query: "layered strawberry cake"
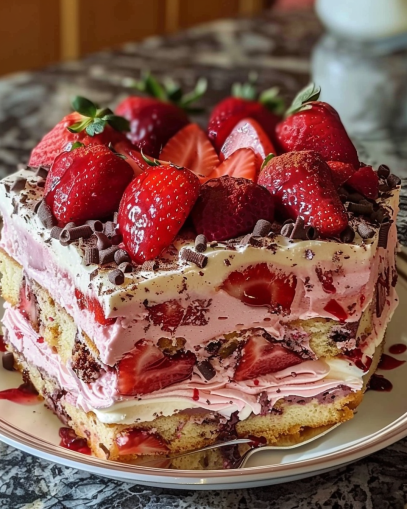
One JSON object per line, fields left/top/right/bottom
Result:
{"left": 0, "top": 79, "right": 400, "bottom": 466}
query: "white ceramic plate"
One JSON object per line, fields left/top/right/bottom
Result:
{"left": 1, "top": 272, "right": 407, "bottom": 490}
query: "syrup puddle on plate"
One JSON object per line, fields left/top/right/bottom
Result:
{"left": 0, "top": 382, "right": 40, "bottom": 405}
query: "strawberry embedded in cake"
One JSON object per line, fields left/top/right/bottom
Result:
{"left": 0, "top": 81, "right": 401, "bottom": 467}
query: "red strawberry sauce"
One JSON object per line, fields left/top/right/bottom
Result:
{"left": 368, "top": 374, "right": 392, "bottom": 392}
{"left": 192, "top": 388, "right": 200, "bottom": 401}
{"left": 0, "top": 383, "right": 40, "bottom": 405}
{"left": 378, "top": 354, "right": 405, "bottom": 371}
{"left": 59, "top": 427, "right": 91, "bottom": 455}
{"left": 389, "top": 344, "right": 407, "bottom": 355}
{"left": 0, "top": 335, "right": 6, "bottom": 352}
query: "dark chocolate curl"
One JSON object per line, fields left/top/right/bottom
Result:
{"left": 35, "top": 166, "right": 49, "bottom": 179}
{"left": 118, "top": 262, "right": 133, "bottom": 273}
{"left": 142, "top": 260, "right": 158, "bottom": 271}
{"left": 357, "top": 223, "right": 375, "bottom": 239}
{"left": 2, "top": 352, "right": 15, "bottom": 371}
{"left": 114, "top": 249, "right": 131, "bottom": 265}
{"left": 197, "top": 360, "right": 216, "bottom": 380}
{"left": 195, "top": 234, "right": 207, "bottom": 253}
{"left": 290, "top": 217, "right": 307, "bottom": 240}
{"left": 387, "top": 174, "right": 401, "bottom": 189}
{"left": 348, "top": 202, "right": 374, "bottom": 215}
{"left": 50, "top": 226, "right": 63, "bottom": 240}
{"left": 253, "top": 219, "right": 272, "bottom": 237}
{"left": 377, "top": 164, "right": 390, "bottom": 179}
{"left": 181, "top": 248, "right": 208, "bottom": 268}
{"left": 305, "top": 226, "right": 318, "bottom": 240}
{"left": 95, "top": 232, "right": 111, "bottom": 251}
{"left": 38, "top": 201, "right": 57, "bottom": 229}
{"left": 86, "top": 220, "right": 104, "bottom": 232}
{"left": 99, "top": 246, "right": 119, "bottom": 264}
{"left": 340, "top": 225, "right": 355, "bottom": 243}
{"left": 60, "top": 225, "right": 93, "bottom": 242}
{"left": 108, "top": 269, "right": 125, "bottom": 285}
{"left": 84, "top": 247, "right": 99, "bottom": 265}
{"left": 378, "top": 219, "right": 392, "bottom": 249}
{"left": 280, "top": 223, "right": 294, "bottom": 238}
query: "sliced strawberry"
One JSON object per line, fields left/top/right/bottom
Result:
{"left": 147, "top": 300, "right": 184, "bottom": 333}
{"left": 116, "top": 340, "right": 196, "bottom": 396}
{"left": 118, "top": 164, "right": 200, "bottom": 263}
{"left": 75, "top": 288, "right": 116, "bottom": 326}
{"left": 207, "top": 148, "right": 257, "bottom": 182}
{"left": 221, "top": 263, "right": 297, "bottom": 313}
{"left": 234, "top": 335, "right": 302, "bottom": 381}
{"left": 116, "top": 430, "right": 169, "bottom": 456}
{"left": 220, "top": 118, "right": 276, "bottom": 168}
{"left": 160, "top": 124, "right": 219, "bottom": 179}
{"left": 109, "top": 140, "right": 166, "bottom": 176}
{"left": 345, "top": 166, "right": 379, "bottom": 200}
{"left": 191, "top": 175, "right": 274, "bottom": 241}
{"left": 327, "top": 161, "right": 356, "bottom": 189}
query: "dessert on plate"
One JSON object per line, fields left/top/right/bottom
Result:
{"left": 0, "top": 79, "right": 400, "bottom": 467}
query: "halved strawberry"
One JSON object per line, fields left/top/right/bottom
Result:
{"left": 220, "top": 118, "right": 276, "bottom": 168}
{"left": 327, "top": 161, "right": 356, "bottom": 189}
{"left": 207, "top": 148, "right": 257, "bottom": 182}
{"left": 234, "top": 335, "right": 302, "bottom": 381}
{"left": 160, "top": 124, "right": 219, "bottom": 179}
{"left": 113, "top": 141, "right": 166, "bottom": 176}
{"left": 117, "top": 340, "right": 196, "bottom": 396}
{"left": 116, "top": 430, "right": 169, "bottom": 456}
{"left": 147, "top": 300, "right": 184, "bottom": 333}
{"left": 221, "top": 263, "right": 297, "bottom": 313}
{"left": 345, "top": 166, "right": 379, "bottom": 200}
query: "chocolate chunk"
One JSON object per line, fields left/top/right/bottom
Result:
{"left": 118, "top": 262, "right": 133, "bottom": 273}
{"left": 377, "top": 164, "right": 391, "bottom": 179}
{"left": 340, "top": 225, "right": 355, "bottom": 243}
{"left": 181, "top": 248, "right": 208, "bottom": 268}
{"left": 37, "top": 201, "right": 57, "bottom": 229}
{"left": 99, "top": 245, "right": 119, "bottom": 264}
{"left": 108, "top": 269, "right": 124, "bottom": 285}
{"left": 142, "top": 259, "right": 158, "bottom": 271}
{"left": 35, "top": 166, "right": 49, "bottom": 179}
{"left": 280, "top": 222, "right": 294, "bottom": 238}
{"left": 2, "top": 352, "right": 15, "bottom": 371}
{"left": 95, "top": 232, "right": 111, "bottom": 251}
{"left": 357, "top": 223, "right": 375, "bottom": 239}
{"left": 85, "top": 247, "right": 99, "bottom": 265}
{"left": 60, "top": 225, "right": 93, "bottom": 242}
{"left": 86, "top": 220, "right": 104, "bottom": 232}
{"left": 11, "top": 177, "right": 27, "bottom": 192}
{"left": 253, "top": 219, "right": 272, "bottom": 237}
{"left": 379, "top": 183, "right": 391, "bottom": 193}
{"left": 195, "top": 234, "right": 207, "bottom": 253}
{"left": 387, "top": 173, "right": 401, "bottom": 189}
{"left": 290, "top": 217, "right": 308, "bottom": 240}
{"left": 378, "top": 219, "right": 392, "bottom": 248}
{"left": 114, "top": 249, "right": 130, "bottom": 265}
{"left": 197, "top": 360, "right": 216, "bottom": 381}
{"left": 348, "top": 202, "right": 374, "bottom": 215}
{"left": 50, "top": 226, "right": 63, "bottom": 240}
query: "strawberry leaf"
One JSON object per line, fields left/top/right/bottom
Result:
{"left": 164, "top": 79, "right": 183, "bottom": 103}
{"left": 70, "top": 141, "right": 85, "bottom": 151}
{"left": 179, "top": 78, "right": 207, "bottom": 108}
{"left": 285, "top": 83, "right": 321, "bottom": 118}
{"left": 261, "top": 153, "right": 275, "bottom": 170}
{"left": 86, "top": 118, "right": 106, "bottom": 136}
{"left": 67, "top": 118, "right": 92, "bottom": 133}
{"left": 72, "top": 96, "right": 97, "bottom": 118}
{"left": 141, "top": 150, "right": 161, "bottom": 167}
{"left": 103, "top": 114, "right": 130, "bottom": 132}
{"left": 259, "top": 87, "right": 285, "bottom": 115}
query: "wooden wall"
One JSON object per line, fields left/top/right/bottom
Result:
{"left": 0, "top": 0, "right": 267, "bottom": 76}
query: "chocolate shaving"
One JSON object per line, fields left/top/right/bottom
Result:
{"left": 108, "top": 269, "right": 125, "bottom": 285}
{"left": 240, "top": 233, "right": 253, "bottom": 246}
{"left": 35, "top": 166, "right": 49, "bottom": 179}
{"left": 114, "top": 249, "right": 131, "bottom": 265}
{"left": 2, "top": 352, "right": 15, "bottom": 371}
{"left": 197, "top": 360, "right": 216, "bottom": 381}
{"left": 11, "top": 177, "right": 26, "bottom": 192}
{"left": 378, "top": 219, "right": 392, "bottom": 248}
{"left": 195, "top": 234, "right": 207, "bottom": 253}
{"left": 118, "top": 262, "right": 133, "bottom": 273}
{"left": 209, "top": 241, "right": 218, "bottom": 248}
{"left": 89, "top": 269, "right": 99, "bottom": 280}
{"left": 340, "top": 225, "right": 355, "bottom": 243}
{"left": 348, "top": 202, "right": 374, "bottom": 215}
{"left": 85, "top": 247, "right": 99, "bottom": 265}
{"left": 86, "top": 220, "right": 104, "bottom": 232}
{"left": 253, "top": 219, "right": 272, "bottom": 237}
{"left": 377, "top": 164, "right": 390, "bottom": 179}
{"left": 376, "top": 280, "right": 387, "bottom": 318}
{"left": 357, "top": 223, "right": 375, "bottom": 239}
{"left": 34, "top": 200, "right": 42, "bottom": 213}
{"left": 280, "top": 222, "right": 294, "bottom": 238}
{"left": 37, "top": 201, "right": 57, "bottom": 229}
{"left": 60, "top": 225, "right": 93, "bottom": 242}
{"left": 387, "top": 173, "right": 401, "bottom": 189}
{"left": 50, "top": 226, "right": 63, "bottom": 240}
{"left": 181, "top": 248, "right": 208, "bottom": 268}
{"left": 95, "top": 232, "right": 111, "bottom": 251}
{"left": 142, "top": 259, "right": 159, "bottom": 271}
{"left": 99, "top": 245, "right": 119, "bottom": 264}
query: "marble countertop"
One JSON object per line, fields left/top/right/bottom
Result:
{"left": 0, "top": 8, "right": 407, "bottom": 509}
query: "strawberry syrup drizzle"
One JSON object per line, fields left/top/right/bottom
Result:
{"left": 323, "top": 299, "right": 348, "bottom": 321}
{"left": 0, "top": 383, "right": 40, "bottom": 405}
{"left": 378, "top": 354, "right": 406, "bottom": 370}
{"left": 192, "top": 388, "right": 200, "bottom": 401}
{"left": 389, "top": 344, "right": 407, "bottom": 355}
{"left": 59, "top": 427, "right": 91, "bottom": 455}
{"left": 0, "top": 335, "right": 6, "bottom": 352}
{"left": 368, "top": 374, "right": 392, "bottom": 392}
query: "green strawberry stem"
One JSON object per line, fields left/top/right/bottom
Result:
{"left": 232, "top": 73, "right": 285, "bottom": 115}
{"left": 68, "top": 96, "right": 130, "bottom": 136}
{"left": 284, "top": 83, "right": 321, "bottom": 118}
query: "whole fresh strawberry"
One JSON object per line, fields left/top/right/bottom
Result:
{"left": 258, "top": 151, "right": 348, "bottom": 237}
{"left": 346, "top": 165, "right": 379, "bottom": 199}
{"left": 29, "top": 96, "right": 131, "bottom": 167}
{"left": 44, "top": 144, "right": 134, "bottom": 224}
{"left": 116, "top": 72, "right": 207, "bottom": 158}
{"left": 118, "top": 162, "right": 200, "bottom": 263}
{"left": 276, "top": 84, "right": 359, "bottom": 168}
{"left": 207, "top": 77, "right": 284, "bottom": 153}
{"left": 191, "top": 175, "right": 275, "bottom": 241}
{"left": 327, "top": 161, "right": 356, "bottom": 189}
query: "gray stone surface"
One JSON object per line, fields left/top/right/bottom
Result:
{"left": 0, "top": 8, "right": 407, "bottom": 508}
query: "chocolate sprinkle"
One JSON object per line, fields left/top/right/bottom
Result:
{"left": 60, "top": 225, "right": 93, "bottom": 242}
{"left": 253, "top": 219, "right": 272, "bottom": 237}
{"left": 142, "top": 260, "right": 158, "bottom": 271}
{"left": 114, "top": 249, "right": 131, "bottom": 265}
{"left": 2, "top": 352, "right": 15, "bottom": 371}
{"left": 357, "top": 223, "right": 375, "bottom": 239}
{"left": 340, "top": 225, "right": 355, "bottom": 243}
{"left": 377, "top": 164, "right": 391, "bottom": 179}
{"left": 95, "top": 232, "right": 111, "bottom": 251}
{"left": 35, "top": 166, "right": 49, "bottom": 179}
{"left": 348, "top": 202, "right": 374, "bottom": 215}
{"left": 280, "top": 222, "right": 294, "bottom": 238}
{"left": 118, "top": 262, "right": 133, "bottom": 273}
{"left": 108, "top": 269, "right": 125, "bottom": 285}
{"left": 195, "top": 234, "right": 207, "bottom": 253}
{"left": 387, "top": 173, "right": 401, "bottom": 189}
{"left": 197, "top": 360, "right": 216, "bottom": 381}
{"left": 99, "top": 245, "right": 119, "bottom": 264}
{"left": 85, "top": 247, "right": 99, "bottom": 265}
{"left": 11, "top": 177, "right": 27, "bottom": 192}
{"left": 181, "top": 248, "right": 208, "bottom": 268}
{"left": 378, "top": 219, "right": 392, "bottom": 248}
{"left": 37, "top": 201, "right": 57, "bottom": 229}
{"left": 50, "top": 226, "right": 63, "bottom": 240}
{"left": 86, "top": 220, "right": 104, "bottom": 232}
